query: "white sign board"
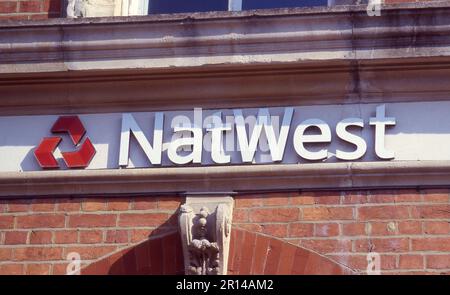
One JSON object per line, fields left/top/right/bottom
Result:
{"left": 1, "top": 101, "right": 450, "bottom": 172}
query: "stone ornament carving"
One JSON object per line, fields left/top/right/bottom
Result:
{"left": 67, "top": 0, "right": 148, "bottom": 18}
{"left": 179, "top": 196, "right": 234, "bottom": 275}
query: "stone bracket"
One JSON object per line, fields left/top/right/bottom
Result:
{"left": 179, "top": 195, "right": 234, "bottom": 275}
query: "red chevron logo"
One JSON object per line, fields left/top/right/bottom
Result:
{"left": 34, "top": 116, "right": 96, "bottom": 169}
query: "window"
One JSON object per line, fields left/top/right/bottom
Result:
{"left": 147, "top": 0, "right": 329, "bottom": 14}
{"left": 242, "top": 0, "right": 328, "bottom": 10}
{"left": 149, "top": 0, "right": 228, "bottom": 14}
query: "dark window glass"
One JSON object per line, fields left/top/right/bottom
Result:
{"left": 243, "top": 0, "right": 328, "bottom": 10}
{"left": 149, "top": 0, "right": 228, "bottom": 14}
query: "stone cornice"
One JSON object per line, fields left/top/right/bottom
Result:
{"left": 1, "top": 3, "right": 450, "bottom": 115}
{"left": 1, "top": 161, "right": 450, "bottom": 197}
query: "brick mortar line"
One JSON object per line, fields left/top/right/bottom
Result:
{"left": 284, "top": 236, "right": 450, "bottom": 241}
{"left": 325, "top": 252, "right": 450, "bottom": 255}
{"left": 233, "top": 219, "right": 450, "bottom": 223}
{"left": 1, "top": 209, "right": 179, "bottom": 216}
{"left": 237, "top": 201, "right": 450, "bottom": 208}
{"left": 1, "top": 226, "right": 176, "bottom": 231}
{"left": 233, "top": 218, "right": 450, "bottom": 223}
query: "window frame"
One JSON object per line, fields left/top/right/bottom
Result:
{"left": 143, "top": 0, "right": 334, "bottom": 15}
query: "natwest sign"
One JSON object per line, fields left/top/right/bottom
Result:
{"left": 118, "top": 104, "right": 395, "bottom": 168}
{"left": 2, "top": 101, "right": 450, "bottom": 172}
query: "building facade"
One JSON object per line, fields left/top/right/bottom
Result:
{"left": 0, "top": 0, "right": 450, "bottom": 275}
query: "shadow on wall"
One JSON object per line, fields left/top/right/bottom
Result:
{"left": 82, "top": 227, "right": 354, "bottom": 275}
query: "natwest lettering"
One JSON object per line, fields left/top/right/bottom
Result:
{"left": 118, "top": 104, "right": 396, "bottom": 167}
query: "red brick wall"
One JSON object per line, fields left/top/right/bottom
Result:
{"left": 234, "top": 189, "right": 450, "bottom": 274}
{"left": 0, "top": 0, "right": 61, "bottom": 21}
{"left": 0, "top": 189, "right": 449, "bottom": 275}
{"left": 0, "top": 196, "right": 181, "bottom": 274}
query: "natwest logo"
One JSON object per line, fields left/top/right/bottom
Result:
{"left": 34, "top": 116, "right": 96, "bottom": 169}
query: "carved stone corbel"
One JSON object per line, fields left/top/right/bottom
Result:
{"left": 179, "top": 195, "right": 234, "bottom": 275}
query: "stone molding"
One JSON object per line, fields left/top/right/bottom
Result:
{"left": 179, "top": 195, "right": 233, "bottom": 275}
{"left": 2, "top": 161, "right": 450, "bottom": 197}
{"left": 1, "top": 4, "right": 450, "bottom": 115}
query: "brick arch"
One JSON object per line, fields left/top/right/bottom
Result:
{"left": 82, "top": 228, "right": 353, "bottom": 275}
{"left": 228, "top": 228, "right": 353, "bottom": 274}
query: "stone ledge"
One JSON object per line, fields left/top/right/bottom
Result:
{"left": 1, "top": 161, "right": 450, "bottom": 197}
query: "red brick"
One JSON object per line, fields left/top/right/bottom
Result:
{"left": 250, "top": 208, "right": 299, "bottom": 222}
{"left": 0, "top": 201, "right": 6, "bottom": 213}
{"left": 238, "top": 231, "right": 256, "bottom": 274}
{"left": 8, "top": 200, "right": 30, "bottom": 212}
{"left": 302, "top": 207, "right": 353, "bottom": 221}
{"left": 394, "top": 190, "right": 421, "bottom": 202}
{"left": 64, "top": 246, "right": 116, "bottom": 260}
{"left": 424, "top": 221, "right": 449, "bottom": 235}
{"left": 290, "top": 195, "right": 315, "bottom": 205}
{"left": 398, "top": 221, "right": 422, "bottom": 235}
{"left": 42, "top": 0, "right": 61, "bottom": 13}
{"left": 68, "top": 214, "right": 116, "bottom": 228}
{"left": 368, "top": 190, "right": 396, "bottom": 203}
{"left": 264, "top": 238, "right": 283, "bottom": 274}
{"left": 106, "top": 198, "right": 130, "bottom": 211}
{"left": 105, "top": 230, "right": 128, "bottom": 244}
{"left": 52, "top": 263, "right": 68, "bottom": 275}
{"left": 380, "top": 255, "right": 397, "bottom": 270}
{"left": 0, "top": 216, "right": 14, "bottom": 229}
{"left": 158, "top": 196, "right": 182, "bottom": 210}
{"left": 13, "top": 247, "right": 62, "bottom": 261}
{"left": 233, "top": 208, "right": 248, "bottom": 222}
{"left": 0, "top": 2, "right": 17, "bottom": 14}
{"left": 315, "top": 223, "right": 339, "bottom": 237}
{"left": 299, "top": 239, "right": 352, "bottom": 254}
{"left": 304, "top": 191, "right": 341, "bottom": 205}
{"left": 358, "top": 206, "right": 409, "bottom": 220}
{"left": 0, "top": 14, "right": 28, "bottom": 21}
{"left": 342, "top": 222, "right": 366, "bottom": 236}
{"left": 370, "top": 222, "right": 398, "bottom": 236}
{"left": 16, "top": 214, "right": 65, "bottom": 228}
{"left": 0, "top": 249, "right": 12, "bottom": 260}
{"left": 412, "top": 237, "right": 450, "bottom": 251}
{"left": 19, "top": 1, "right": 41, "bottom": 13}
{"left": 410, "top": 205, "right": 450, "bottom": 219}
{"left": 355, "top": 238, "right": 409, "bottom": 253}
{"left": 234, "top": 195, "right": 262, "bottom": 208}
{"left": 252, "top": 234, "right": 270, "bottom": 274}
{"left": 236, "top": 223, "right": 262, "bottom": 232}
{"left": 289, "top": 223, "right": 314, "bottom": 237}
{"left": 56, "top": 198, "right": 81, "bottom": 212}
{"left": 118, "top": 213, "right": 169, "bottom": 227}
{"left": 81, "top": 198, "right": 106, "bottom": 211}
{"left": 426, "top": 255, "right": 450, "bottom": 269}
{"left": 0, "top": 264, "right": 24, "bottom": 275}
{"left": 79, "top": 230, "right": 103, "bottom": 244}
{"left": 399, "top": 255, "right": 423, "bottom": 269}
{"left": 29, "top": 231, "right": 52, "bottom": 244}
{"left": 327, "top": 254, "right": 367, "bottom": 270}
{"left": 277, "top": 242, "right": 296, "bottom": 274}
{"left": 31, "top": 199, "right": 55, "bottom": 212}
{"left": 130, "top": 229, "right": 154, "bottom": 243}
{"left": 422, "top": 189, "right": 449, "bottom": 202}
{"left": 133, "top": 197, "right": 158, "bottom": 210}
{"left": 261, "top": 193, "right": 290, "bottom": 206}
{"left": 26, "top": 263, "right": 51, "bottom": 275}
{"left": 4, "top": 231, "right": 28, "bottom": 245}
{"left": 341, "top": 191, "right": 369, "bottom": 204}
{"left": 261, "top": 224, "right": 288, "bottom": 238}
{"left": 54, "top": 230, "right": 78, "bottom": 244}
